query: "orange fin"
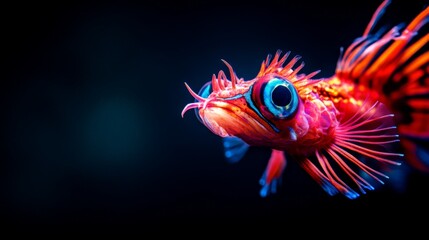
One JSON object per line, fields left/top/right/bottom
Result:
{"left": 259, "top": 149, "right": 287, "bottom": 197}
{"left": 300, "top": 101, "right": 403, "bottom": 199}
{"left": 335, "top": 0, "right": 429, "bottom": 172}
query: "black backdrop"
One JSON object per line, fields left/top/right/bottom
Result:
{"left": 2, "top": 0, "right": 428, "bottom": 227}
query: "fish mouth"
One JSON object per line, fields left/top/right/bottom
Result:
{"left": 182, "top": 80, "right": 274, "bottom": 138}
{"left": 182, "top": 96, "right": 271, "bottom": 138}
{"left": 201, "top": 101, "right": 268, "bottom": 137}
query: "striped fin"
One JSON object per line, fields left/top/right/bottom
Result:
{"left": 335, "top": 0, "right": 429, "bottom": 172}
{"left": 300, "top": 100, "right": 403, "bottom": 199}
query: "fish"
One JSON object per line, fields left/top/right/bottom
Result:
{"left": 181, "top": 0, "right": 429, "bottom": 199}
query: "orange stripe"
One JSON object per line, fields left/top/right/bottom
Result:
{"left": 403, "top": 52, "right": 429, "bottom": 76}
{"left": 350, "top": 39, "right": 388, "bottom": 87}
{"left": 364, "top": 32, "right": 407, "bottom": 81}
{"left": 342, "top": 39, "right": 366, "bottom": 70}
{"left": 405, "top": 6, "right": 429, "bottom": 32}
{"left": 400, "top": 34, "right": 429, "bottom": 65}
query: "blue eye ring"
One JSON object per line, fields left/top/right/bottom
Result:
{"left": 194, "top": 81, "right": 212, "bottom": 123}
{"left": 262, "top": 78, "right": 299, "bottom": 119}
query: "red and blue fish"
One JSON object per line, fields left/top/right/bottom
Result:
{"left": 181, "top": 0, "right": 429, "bottom": 199}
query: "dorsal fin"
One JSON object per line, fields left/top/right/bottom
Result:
{"left": 334, "top": 0, "right": 429, "bottom": 172}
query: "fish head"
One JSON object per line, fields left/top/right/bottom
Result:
{"left": 181, "top": 51, "right": 323, "bottom": 148}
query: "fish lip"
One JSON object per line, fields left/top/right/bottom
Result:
{"left": 198, "top": 100, "right": 271, "bottom": 138}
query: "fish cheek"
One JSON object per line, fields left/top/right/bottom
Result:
{"left": 259, "top": 105, "right": 277, "bottom": 121}
{"left": 289, "top": 108, "right": 309, "bottom": 138}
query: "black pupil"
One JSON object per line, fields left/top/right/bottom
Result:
{"left": 272, "top": 85, "right": 291, "bottom": 106}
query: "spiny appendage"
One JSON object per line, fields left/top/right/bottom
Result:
{"left": 301, "top": 101, "right": 403, "bottom": 199}
{"left": 181, "top": 60, "right": 250, "bottom": 118}
{"left": 211, "top": 59, "right": 244, "bottom": 93}
{"left": 257, "top": 50, "right": 322, "bottom": 90}
{"left": 181, "top": 82, "right": 207, "bottom": 118}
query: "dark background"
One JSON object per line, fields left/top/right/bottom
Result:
{"left": 1, "top": 0, "right": 428, "bottom": 226}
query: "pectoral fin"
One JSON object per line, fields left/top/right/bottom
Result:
{"left": 223, "top": 136, "right": 249, "bottom": 163}
{"left": 259, "top": 149, "right": 287, "bottom": 197}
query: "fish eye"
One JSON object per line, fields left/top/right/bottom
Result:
{"left": 262, "top": 78, "right": 299, "bottom": 119}
{"left": 194, "top": 81, "right": 212, "bottom": 123}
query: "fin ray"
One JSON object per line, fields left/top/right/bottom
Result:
{"left": 300, "top": 100, "right": 403, "bottom": 199}
{"left": 335, "top": 1, "right": 429, "bottom": 172}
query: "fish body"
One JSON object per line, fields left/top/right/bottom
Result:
{"left": 181, "top": 0, "right": 429, "bottom": 199}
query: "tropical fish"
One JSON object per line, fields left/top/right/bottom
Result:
{"left": 181, "top": 0, "right": 429, "bottom": 199}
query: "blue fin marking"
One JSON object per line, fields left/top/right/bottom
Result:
{"left": 223, "top": 136, "right": 249, "bottom": 163}
{"left": 320, "top": 179, "right": 340, "bottom": 197}
{"left": 259, "top": 174, "right": 282, "bottom": 198}
{"left": 417, "top": 145, "right": 429, "bottom": 167}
